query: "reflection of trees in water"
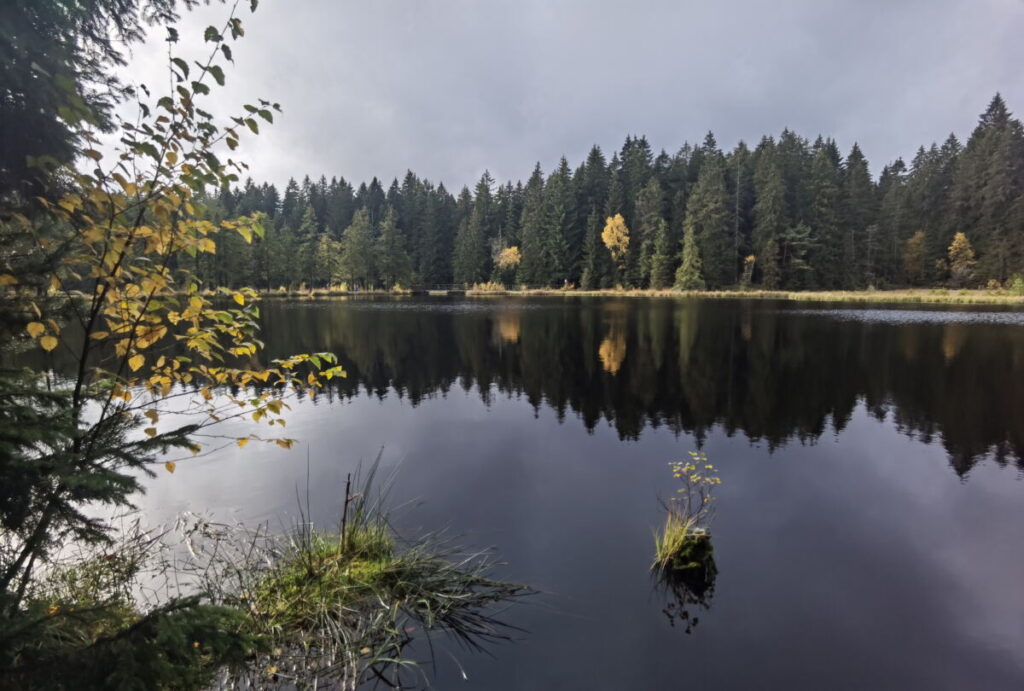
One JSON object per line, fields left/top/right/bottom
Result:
{"left": 598, "top": 302, "right": 627, "bottom": 374}
{"left": 256, "top": 298, "right": 1024, "bottom": 476}
{"left": 655, "top": 535, "right": 717, "bottom": 634}
{"left": 495, "top": 310, "right": 521, "bottom": 344}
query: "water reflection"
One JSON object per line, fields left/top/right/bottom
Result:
{"left": 656, "top": 534, "right": 717, "bottom": 634}
{"left": 255, "top": 296, "right": 1024, "bottom": 476}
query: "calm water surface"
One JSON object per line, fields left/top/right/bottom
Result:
{"left": 137, "top": 296, "right": 1024, "bottom": 689}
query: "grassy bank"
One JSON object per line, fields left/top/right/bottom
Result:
{"left": 466, "top": 286, "right": 1024, "bottom": 305}
{"left": 252, "top": 285, "right": 1024, "bottom": 306}
{"left": 16, "top": 465, "right": 526, "bottom": 690}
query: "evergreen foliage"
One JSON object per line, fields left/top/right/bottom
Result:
{"left": 675, "top": 222, "right": 706, "bottom": 290}
{"left": 140, "top": 93, "right": 1023, "bottom": 294}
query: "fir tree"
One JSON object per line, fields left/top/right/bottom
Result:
{"left": 339, "top": 209, "right": 376, "bottom": 287}
{"left": 517, "top": 164, "right": 546, "bottom": 286}
{"left": 685, "top": 153, "right": 733, "bottom": 288}
{"left": 675, "top": 221, "right": 706, "bottom": 290}
{"left": 539, "top": 159, "right": 574, "bottom": 285}
{"left": 649, "top": 217, "right": 675, "bottom": 289}
{"left": 632, "top": 178, "right": 664, "bottom": 287}
{"left": 376, "top": 207, "right": 412, "bottom": 288}
{"left": 580, "top": 206, "right": 610, "bottom": 289}
{"left": 841, "top": 143, "right": 877, "bottom": 287}
{"left": 807, "top": 140, "right": 843, "bottom": 288}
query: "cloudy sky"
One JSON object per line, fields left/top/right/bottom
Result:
{"left": 125, "top": 0, "right": 1024, "bottom": 190}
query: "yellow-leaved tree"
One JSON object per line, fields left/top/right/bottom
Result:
{"left": 0, "top": 4, "right": 344, "bottom": 686}
{"left": 602, "top": 213, "right": 630, "bottom": 272}
{"left": 947, "top": 232, "right": 977, "bottom": 287}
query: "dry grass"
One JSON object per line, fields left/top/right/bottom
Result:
{"left": 467, "top": 287, "right": 1024, "bottom": 306}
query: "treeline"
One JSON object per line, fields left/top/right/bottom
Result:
{"left": 196, "top": 94, "right": 1024, "bottom": 291}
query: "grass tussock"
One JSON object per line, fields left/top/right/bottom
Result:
{"left": 653, "top": 513, "right": 701, "bottom": 572}
{"left": 187, "top": 460, "right": 529, "bottom": 689}
{"left": 652, "top": 453, "right": 719, "bottom": 573}
{"left": 651, "top": 452, "right": 720, "bottom": 633}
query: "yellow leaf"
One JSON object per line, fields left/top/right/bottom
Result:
{"left": 26, "top": 322, "right": 45, "bottom": 338}
{"left": 233, "top": 292, "right": 245, "bottom": 306}
{"left": 237, "top": 438, "right": 249, "bottom": 448}
{"left": 164, "top": 461, "right": 176, "bottom": 474}
{"left": 128, "top": 354, "right": 145, "bottom": 371}
{"left": 144, "top": 409, "right": 159, "bottom": 424}
{"left": 0, "top": 274, "right": 18, "bottom": 286}
{"left": 275, "top": 439, "right": 293, "bottom": 449}
{"left": 144, "top": 427, "right": 157, "bottom": 437}
{"left": 89, "top": 331, "right": 109, "bottom": 340}
{"left": 39, "top": 335, "right": 58, "bottom": 352}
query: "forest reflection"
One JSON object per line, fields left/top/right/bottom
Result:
{"left": 257, "top": 297, "right": 1023, "bottom": 477}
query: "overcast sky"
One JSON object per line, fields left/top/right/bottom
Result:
{"left": 125, "top": 0, "right": 1024, "bottom": 190}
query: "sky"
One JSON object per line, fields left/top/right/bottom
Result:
{"left": 123, "top": 0, "right": 1024, "bottom": 190}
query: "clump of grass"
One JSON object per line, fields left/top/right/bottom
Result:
{"left": 653, "top": 512, "right": 700, "bottom": 571}
{"left": 652, "top": 452, "right": 719, "bottom": 572}
{"left": 184, "top": 460, "right": 529, "bottom": 689}
{"left": 652, "top": 452, "right": 720, "bottom": 633}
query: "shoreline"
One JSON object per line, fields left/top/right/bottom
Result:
{"left": 251, "top": 287, "right": 1024, "bottom": 307}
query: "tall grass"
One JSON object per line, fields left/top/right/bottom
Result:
{"left": 181, "top": 458, "right": 529, "bottom": 689}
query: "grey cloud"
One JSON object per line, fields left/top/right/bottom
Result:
{"left": 125, "top": 0, "right": 1024, "bottom": 188}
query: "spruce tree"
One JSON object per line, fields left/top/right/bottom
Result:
{"left": 841, "top": 143, "right": 877, "bottom": 287}
{"left": 339, "top": 208, "right": 376, "bottom": 287}
{"left": 949, "top": 94, "right": 1024, "bottom": 282}
{"left": 539, "top": 158, "right": 574, "bottom": 285}
{"left": 685, "top": 152, "right": 733, "bottom": 288}
{"left": 517, "top": 164, "right": 546, "bottom": 286}
{"left": 752, "top": 138, "right": 787, "bottom": 276}
{"left": 632, "top": 178, "right": 664, "bottom": 287}
{"left": 649, "top": 217, "right": 676, "bottom": 289}
{"left": 376, "top": 206, "right": 412, "bottom": 288}
{"left": 675, "top": 220, "right": 706, "bottom": 290}
{"left": 807, "top": 140, "right": 843, "bottom": 288}
{"left": 580, "top": 206, "right": 610, "bottom": 289}
{"left": 296, "top": 204, "right": 320, "bottom": 288}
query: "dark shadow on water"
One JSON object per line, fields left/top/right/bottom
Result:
{"left": 654, "top": 534, "right": 718, "bottom": 634}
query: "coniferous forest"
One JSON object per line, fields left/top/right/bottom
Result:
{"left": 197, "top": 94, "right": 1024, "bottom": 292}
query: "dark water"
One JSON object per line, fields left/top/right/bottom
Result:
{"left": 138, "top": 296, "right": 1024, "bottom": 689}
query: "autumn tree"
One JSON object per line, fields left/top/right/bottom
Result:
{"left": 495, "top": 245, "right": 522, "bottom": 285}
{"left": 0, "top": 5, "right": 343, "bottom": 686}
{"left": 602, "top": 213, "right": 630, "bottom": 277}
{"left": 947, "top": 232, "right": 977, "bottom": 287}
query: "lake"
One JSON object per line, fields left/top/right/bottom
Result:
{"left": 136, "top": 295, "right": 1024, "bottom": 689}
